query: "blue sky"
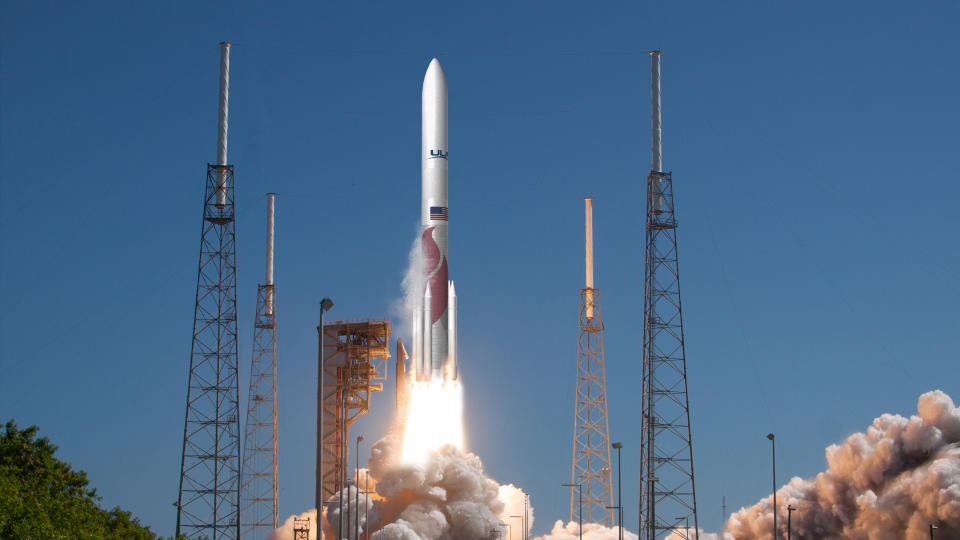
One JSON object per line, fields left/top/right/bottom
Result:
{"left": 1, "top": 1, "right": 957, "bottom": 537}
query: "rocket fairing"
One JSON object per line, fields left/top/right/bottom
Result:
{"left": 417, "top": 58, "right": 457, "bottom": 382}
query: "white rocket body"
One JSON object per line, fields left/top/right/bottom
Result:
{"left": 418, "top": 58, "right": 457, "bottom": 381}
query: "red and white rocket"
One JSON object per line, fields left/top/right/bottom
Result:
{"left": 414, "top": 59, "right": 457, "bottom": 382}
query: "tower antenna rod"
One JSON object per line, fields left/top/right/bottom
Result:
{"left": 585, "top": 197, "right": 595, "bottom": 319}
{"left": 265, "top": 193, "right": 276, "bottom": 315}
{"left": 651, "top": 50, "right": 662, "bottom": 173}
{"left": 215, "top": 42, "right": 230, "bottom": 207}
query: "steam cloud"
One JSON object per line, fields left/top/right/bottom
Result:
{"left": 269, "top": 431, "right": 532, "bottom": 540}
{"left": 725, "top": 389, "right": 960, "bottom": 539}
{"left": 391, "top": 233, "right": 424, "bottom": 348}
{"left": 269, "top": 389, "right": 958, "bottom": 539}
{"left": 532, "top": 521, "right": 639, "bottom": 540}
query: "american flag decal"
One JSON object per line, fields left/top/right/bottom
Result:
{"left": 430, "top": 206, "right": 448, "bottom": 221}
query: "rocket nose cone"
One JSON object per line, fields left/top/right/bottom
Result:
{"left": 424, "top": 58, "right": 447, "bottom": 87}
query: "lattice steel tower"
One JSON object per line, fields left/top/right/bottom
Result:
{"left": 638, "top": 50, "right": 699, "bottom": 540}
{"left": 570, "top": 197, "right": 614, "bottom": 526}
{"left": 241, "top": 194, "right": 279, "bottom": 538}
{"left": 176, "top": 42, "right": 242, "bottom": 540}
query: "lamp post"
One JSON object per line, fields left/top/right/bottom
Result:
{"left": 675, "top": 516, "right": 689, "bottom": 540}
{"left": 930, "top": 523, "right": 937, "bottom": 539}
{"left": 561, "top": 483, "right": 583, "bottom": 540}
{"left": 355, "top": 435, "right": 364, "bottom": 539}
{"left": 767, "top": 433, "right": 776, "bottom": 540}
{"left": 787, "top": 505, "right": 796, "bottom": 540}
{"left": 339, "top": 389, "right": 347, "bottom": 540}
{"left": 524, "top": 494, "right": 529, "bottom": 540}
{"left": 612, "top": 442, "right": 623, "bottom": 540}
{"left": 317, "top": 299, "right": 333, "bottom": 531}
{"left": 364, "top": 469, "right": 369, "bottom": 540}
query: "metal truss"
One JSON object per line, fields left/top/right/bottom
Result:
{"left": 241, "top": 284, "right": 278, "bottom": 538}
{"left": 639, "top": 171, "right": 698, "bottom": 539}
{"left": 571, "top": 287, "right": 614, "bottom": 525}
{"left": 176, "top": 164, "right": 241, "bottom": 539}
{"left": 293, "top": 517, "right": 310, "bottom": 540}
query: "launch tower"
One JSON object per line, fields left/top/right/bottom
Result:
{"left": 318, "top": 319, "right": 389, "bottom": 502}
{"left": 176, "top": 42, "right": 242, "bottom": 539}
{"left": 638, "top": 51, "right": 699, "bottom": 539}
{"left": 570, "top": 197, "right": 614, "bottom": 525}
{"left": 241, "top": 194, "right": 279, "bottom": 538}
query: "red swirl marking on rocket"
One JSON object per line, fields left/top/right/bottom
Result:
{"left": 413, "top": 58, "right": 457, "bottom": 382}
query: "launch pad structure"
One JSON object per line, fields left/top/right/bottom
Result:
{"left": 318, "top": 318, "right": 390, "bottom": 503}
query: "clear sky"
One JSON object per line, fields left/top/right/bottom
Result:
{"left": 1, "top": 2, "right": 957, "bottom": 537}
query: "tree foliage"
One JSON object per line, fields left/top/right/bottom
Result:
{"left": 0, "top": 420, "right": 160, "bottom": 539}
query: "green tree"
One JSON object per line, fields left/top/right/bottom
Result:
{"left": 0, "top": 420, "right": 160, "bottom": 539}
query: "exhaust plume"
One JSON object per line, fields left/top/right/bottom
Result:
{"left": 725, "top": 389, "right": 960, "bottom": 538}
{"left": 270, "top": 433, "right": 533, "bottom": 540}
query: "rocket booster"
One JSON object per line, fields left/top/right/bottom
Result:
{"left": 418, "top": 58, "right": 457, "bottom": 381}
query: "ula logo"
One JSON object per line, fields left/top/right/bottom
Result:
{"left": 429, "top": 149, "right": 448, "bottom": 159}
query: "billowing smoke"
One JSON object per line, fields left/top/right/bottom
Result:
{"left": 270, "top": 508, "right": 321, "bottom": 540}
{"left": 725, "top": 390, "right": 960, "bottom": 539}
{"left": 269, "top": 431, "right": 533, "bottom": 540}
{"left": 533, "top": 521, "right": 639, "bottom": 540}
{"left": 363, "top": 433, "right": 532, "bottom": 539}
{"left": 391, "top": 233, "right": 424, "bottom": 346}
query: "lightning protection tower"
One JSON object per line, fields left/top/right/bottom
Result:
{"left": 570, "top": 197, "right": 614, "bottom": 526}
{"left": 638, "top": 50, "right": 699, "bottom": 539}
{"left": 241, "top": 194, "right": 279, "bottom": 538}
{"left": 176, "top": 42, "right": 242, "bottom": 539}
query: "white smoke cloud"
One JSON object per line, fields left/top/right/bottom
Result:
{"left": 532, "top": 520, "right": 638, "bottom": 540}
{"left": 365, "top": 433, "right": 531, "bottom": 540}
{"left": 725, "top": 389, "right": 960, "bottom": 539}
{"left": 271, "top": 432, "right": 533, "bottom": 540}
{"left": 390, "top": 231, "right": 424, "bottom": 347}
{"left": 325, "top": 482, "right": 375, "bottom": 540}
{"left": 497, "top": 483, "right": 534, "bottom": 540}
{"left": 269, "top": 508, "right": 320, "bottom": 540}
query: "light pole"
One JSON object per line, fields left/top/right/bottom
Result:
{"left": 561, "top": 483, "right": 583, "bottom": 540}
{"left": 364, "top": 470, "right": 369, "bottom": 540}
{"left": 612, "top": 442, "right": 623, "bottom": 540}
{"left": 524, "top": 494, "right": 529, "bottom": 540}
{"left": 676, "top": 516, "right": 689, "bottom": 540}
{"left": 767, "top": 433, "right": 776, "bottom": 540}
{"left": 354, "top": 435, "right": 364, "bottom": 539}
{"left": 787, "top": 505, "right": 796, "bottom": 540}
{"left": 929, "top": 523, "right": 937, "bottom": 539}
{"left": 317, "top": 299, "right": 334, "bottom": 534}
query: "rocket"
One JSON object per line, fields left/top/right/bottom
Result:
{"left": 415, "top": 58, "right": 457, "bottom": 382}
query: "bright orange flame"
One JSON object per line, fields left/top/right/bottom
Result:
{"left": 401, "top": 380, "right": 464, "bottom": 466}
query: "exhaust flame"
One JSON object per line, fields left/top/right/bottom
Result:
{"left": 401, "top": 380, "right": 464, "bottom": 466}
